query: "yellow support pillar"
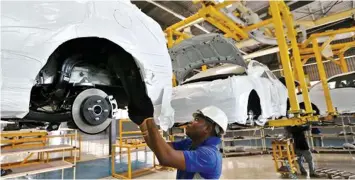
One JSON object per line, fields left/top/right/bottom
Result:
{"left": 312, "top": 38, "right": 335, "bottom": 115}
{"left": 338, "top": 53, "right": 349, "bottom": 73}
{"left": 280, "top": 2, "right": 313, "bottom": 114}
{"left": 166, "top": 28, "right": 174, "bottom": 48}
{"left": 270, "top": 1, "right": 300, "bottom": 114}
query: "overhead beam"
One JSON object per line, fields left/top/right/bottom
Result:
{"left": 288, "top": 1, "right": 315, "bottom": 12}
{"left": 296, "top": 8, "right": 355, "bottom": 29}
{"left": 146, "top": 0, "right": 210, "bottom": 33}
{"left": 243, "top": 47, "right": 282, "bottom": 60}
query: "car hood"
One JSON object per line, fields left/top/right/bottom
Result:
{"left": 169, "top": 33, "right": 247, "bottom": 84}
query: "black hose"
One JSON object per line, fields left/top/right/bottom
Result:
{"left": 23, "top": 110, "right": 72, "bottom": 123}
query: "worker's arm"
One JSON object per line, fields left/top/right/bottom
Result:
{"left": 127, "top": 94, "right": 186, "bottom": 170}
{"left": 140, "top": 118, "right": 186, "bottom": 170}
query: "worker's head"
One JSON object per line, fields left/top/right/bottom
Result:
{"left": 186, "top": 106, "right": 228, "bottom": 140}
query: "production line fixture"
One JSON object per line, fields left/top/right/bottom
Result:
{"left": 165, "top": 0, "right": 355, "bottom": 127}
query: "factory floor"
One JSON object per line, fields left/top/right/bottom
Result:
{"left": 115, "top": 153, "right": 355, "bottom": 179}
{"left": 2, "top": 131, "right": 354, "bottom": 179}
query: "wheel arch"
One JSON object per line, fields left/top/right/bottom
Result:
{"left": 41, "top": 36, "right": 140, "bottom": 79}
{"left": 287, "top": 98, "right": 321, "bottom": 115}
{"left": 247, "top": 89, "right": 262, "bottom": 119}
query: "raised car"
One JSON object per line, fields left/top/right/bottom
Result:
{"left": 167, "top": 34, "right": 288, "bottom": 126}
{"left": 297, "top": 71, "right": 355, "bottom": 115}
{"left": 1, "top": 1, "right": 173, "bottom": 134}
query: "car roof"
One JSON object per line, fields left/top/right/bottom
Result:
{"left": 310, "top": 71, "right": 355, "bottom": 89}
{"left": 328, "top": 71, "right": 355, "bottom": 80}
{"left": 183, "top": 64, "right": 246, "bottom": 83}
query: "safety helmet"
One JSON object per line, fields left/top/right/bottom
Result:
{"left": 193, "top": 106, "right": 228, "bottom": 135}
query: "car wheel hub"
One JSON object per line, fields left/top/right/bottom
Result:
{"left": 81, "top": 95, "right": 110, "bottom": 126}
{"left": 72, "top": 88, "right": 115, "bottom": 134}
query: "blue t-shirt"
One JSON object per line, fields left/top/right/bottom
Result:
{"left": 172, "top": 137, "right": 222, "bottom": 179}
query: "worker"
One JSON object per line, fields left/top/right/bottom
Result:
{"left": 127, "top": 94, "right": 228, "bottom": 179}
{"left": 285, "top": 126, "right": 320, "bottom": 178}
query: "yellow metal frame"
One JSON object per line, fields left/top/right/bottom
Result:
{"left": 117, "top": 118, "right": 163, "bottom": 153}
{"left": 111, "top": 143, "right": 157, "bottom": 179}
{"left": 166, "top": 0, "right": 314, "bottom": 121}
{"left": 1, "top": 130, "right": 81, "bottom": 169}
{"left": 165, "top": 0, "right": 355, "bottom": 126}
{"left": 165, "top": 1, "right": 248, "bottom": 48}
{"left": 113, "top": 119, "right": 167, "bottom": 179}
{"left": 267, "top": 115, "right": 318, "bottom": 127}
{"left": 117, "top": 119, "right": 159, "bottom": 154}
{"left": 169, "top": 126, "right": 187, "bottom": 142}
{"left": 271, "top": 139, "right": 298, "bottom": 175}
{"left": 298, "top": 26, "right": 355, "bottom": 115}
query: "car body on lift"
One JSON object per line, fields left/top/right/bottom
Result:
{"left": 297, "top": 71, "right": 355, "bottom": 115}
{"left": 165, "top": 34, "right": 288, "bottom": 126}
{"left": 0, "top": 0, "right": 174, "bottom": 134}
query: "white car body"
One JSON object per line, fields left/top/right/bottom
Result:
{"left": 1, "top": 1, "right": 173, "bottom": 130}
{"left": 297, "top": 71, "right": 355, "bottom": 115}
{"left": 170, "top": 60, "right": 288, "bottom": 125}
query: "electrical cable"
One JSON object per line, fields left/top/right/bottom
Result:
{"left": 322, "top": 0, "right": 340, "bottom": 16}
{"left": 295, "top": 1, "right": 343, "bottom": 21}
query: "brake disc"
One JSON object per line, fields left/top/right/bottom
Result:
{"left": 72, "top": 88, "right": 113, "bottom": 134}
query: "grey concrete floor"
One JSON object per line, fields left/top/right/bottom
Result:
{"left": 132, "top": 153, "right": 355, "bottom": 179}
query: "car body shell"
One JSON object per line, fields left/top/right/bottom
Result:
{"left": 0, "top": 0, "right": 173, "bottom": 128}
{"left": 297, "top": 71, "right": 355, "bottom": 115}
{"left": 170, "top": 60, "right": 288, "bottom": 125}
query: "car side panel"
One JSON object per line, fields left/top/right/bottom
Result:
{"left": 170, "top": 76, "right": 255, "bottom": 124}
{"left": 247, "top": 60, "right": 287, "bottom": 119}
{"left": 247, "top": 77, "right": 274, "bottom": 119}
{"left": 329, "top": 88, "right": 355, "bottom": 114}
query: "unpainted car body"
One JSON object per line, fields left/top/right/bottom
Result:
{"left": 297, "top": 71, "right": 355, "bottom": 115}
{"left": 1, "top": 0, "right": 173, "bottom": 133}
{"left": 170, "top": 60, "right": 288, "bottom": 126}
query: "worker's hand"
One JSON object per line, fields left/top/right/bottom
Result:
{"left": 128, "top": 94, "right": 154, "bottom": 125}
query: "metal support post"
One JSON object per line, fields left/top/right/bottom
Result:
{"left": 166, "top": 28, "right": 174, "bottom": 48}
{"left": 109, "top": 119, "right": 117, "bottom": 155}
{"left": 119, "top": 120, "right": 123, "bottom": 154}
{"left": 277, "top": 53, "right": 284, "bottom": 76}
{"left": 270, "top": 1, "right": 300, "bottom": 114}
{"left": 338, "top": 53, "right": 349, "bottom": 73}
{"left": 280, "top": 2, "right": 313, "bottom": 114}
{"left": 311, "top": 38, "right": 335, "bottom": 114}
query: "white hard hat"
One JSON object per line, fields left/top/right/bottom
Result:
{"left": 193, "top": 106, "right": 228, "bottom": 135}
